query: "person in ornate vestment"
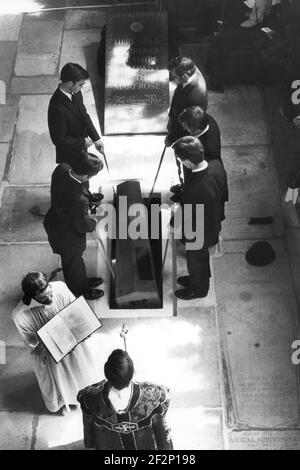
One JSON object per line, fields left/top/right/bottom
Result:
{"left": 77, "top": 349, "right": 173, "bottom": 450}
{"left": 12, "top": 272, "right": 98, "bottom": 413}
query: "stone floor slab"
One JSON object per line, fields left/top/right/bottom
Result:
{"left": 65, "top": 9, "right": 107, "bottom": 29}
{"left": 222, "top": 145, "right": 284, "bottom": 240}
{"left": 168, "top": 408, "right": 224, "bottom": 450}
{"left": 0, "top": 346, "right": 44, "bottom": 413}
{"left": 35, "top": 409, "right": 84, "bottom": 450}
{"left": 0, "top": 244, "right": 60, "bottom": 347}
{"left": 59, "top": 29, "right": 102, "bottom": 86}
{"left": 0, "top": 411, "right": 33, "bottom": 450}
{"left": 0, "top": 105, "right": 18, "bottom": 142}
{"left": 10, "top": 95, "right": 56, "bottom": 184}
{"left": 209, "top": 86, "right": 270, "bottom": 146}
{"left": 0, "top": 143, "right": 9, "bottom": 181}
{"left": 86, "top": 309, "right": 221, "bottom": 409}
{"left": 0, "top": 42, "right": 18, "bottom": 88}
{"left": 0, "top": 186, "right": 50, "bottom": 242}
{"left": 14, "top": 19, "right": 63, "bottom": 76}
{"left": 0, "top": 14, "right": 22, "bottom": 41}
{"left": 10, "top": 76, "right": 58, "bottom": 95}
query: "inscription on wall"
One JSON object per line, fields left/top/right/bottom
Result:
{"left": 104, "top": 11, "right": 169, "bottom": 134}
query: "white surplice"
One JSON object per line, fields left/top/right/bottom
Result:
{"left": 12, "top": 281, "right": 98, "bottom": 412}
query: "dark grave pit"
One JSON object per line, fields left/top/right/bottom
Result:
{"left": 110, "top": 181, "right": 163, "bottom": 310}
{"left": 104, "top": 10, "right": 169, "bottom": 134}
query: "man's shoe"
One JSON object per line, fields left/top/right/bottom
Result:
{"left": 175, "top": 288, "right": 208, "bottom": 300}
{"left": 84, "top": 288, "right": 104, "bottom": 300}
{"left": 170, "top": 184, "right": 182, "bottom": 194}
{"left": 88, "top": 277, "right": 103, "bottom": 288}
{"left": 177, "top": 276, "right": 191, "bottom": 287}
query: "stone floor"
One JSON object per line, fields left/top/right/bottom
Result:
{"left": 0, "top": 3, "right": 300, "bottom": 451}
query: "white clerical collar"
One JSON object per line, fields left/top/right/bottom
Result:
{"left": 192, "top": 160, "right": 208, "bottom": 173}
{"left": 68, "top": 169, "right": 83, "bottom": 184}
{"left": 108, "top": 382, "right": 132, "bottom": 413}
{"left": 182, "top": 74, "right": 195, "bottom": 88}
{"left": 194, "top": 124, "right": 210, "bottom": 138}
{"left": 59, "top": 86, "right": 72, "bottom": 100}
{"left": 28, "top": 298, "right": 45, "bottom": 308}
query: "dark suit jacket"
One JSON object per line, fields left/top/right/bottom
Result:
{"left": 43, "top": 163, "right": 96, "bottom": 255}
{"left": 180, "top": 160, "right": 228, "bottom": 248}
{"left": 199, "top": 114, "right": 221, "bottom": 163}
{"left": 48, "top": 88, "right": 100, "bottom": 164}
{"left": 168, "top": 70, "right": 208, "bottom": 144}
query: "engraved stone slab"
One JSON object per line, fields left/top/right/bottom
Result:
{"left": 104, "top": 11, "right": 169, "bottom": 134}
{"left": 228, "top": 430, "right": 300, "bottom": 450}
{"left": 65, "top": 9, "right": 107, "bottom": 29}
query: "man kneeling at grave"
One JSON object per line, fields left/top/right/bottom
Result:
{"left": 77, "top": 349, "right": 173, "bottom": 450}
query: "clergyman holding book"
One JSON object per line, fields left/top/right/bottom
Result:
{"left": 12, "top": 272, "right": 99, "bottom": 413}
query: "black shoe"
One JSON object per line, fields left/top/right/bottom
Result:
{"left": 84, "top": 288, "right": 104, "bottom": 300}
{"left": 88, "top": 277, "right": 104, "bottom": 288}
{"left": 175, "top": 288, "right": 208, "bottom": 300}
{"left": 170, "top": 184, "right": 182, "bottom": 194}
{"left": 177, "top": 276, "right": 191, "bottom": 287}
{"left": 170, "top": 193, "right": 182, "bottom": 203}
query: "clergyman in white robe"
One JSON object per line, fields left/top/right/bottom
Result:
{"left": 12, "top": 281, "right": 98, "bottom": 413}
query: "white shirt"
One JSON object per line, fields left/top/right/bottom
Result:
{"left": 108, "top": 383, "right": 132, "bottom": 413}
{"left": 192, "top": 160, "right": 208, "bottom": 173}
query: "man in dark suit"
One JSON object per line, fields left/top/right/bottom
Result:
{"left": 48, "top": 63, "right": 104, "bottom": 166}
{"left": 43, "top": 153, "right": 104, "bottom": 301}
{"left": 172, "top": 136, "right": 228, "bottom": 300}
{"left": 170, "top": 105, "right": 222, "bottom": 200}
{"left": 165, "top": 57, "right": 208, "bottom": 148}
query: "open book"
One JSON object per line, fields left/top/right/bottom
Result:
{"left": 37, "top": 296, "right": 102, "bottom": 363}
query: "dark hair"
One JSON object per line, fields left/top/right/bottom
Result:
{"left": 173, "top": 136, "right": 204, "bottom": 164}
{"left": 104, "top": 349, "right": 134, "bottom": 390}
{"left": 21, "top": 272, "right": 48, "bottom": 300}
{"left": 73, "top": 152, "right": 103, "bottom": 177}
{"left": 178, "top": 106, "right": 208, "bottom": 131}
{"left": 168, "top": 56, "right": 196, "bottom": 78}
{"left": 60, "top": 63, "right": 89, "bottom": 84}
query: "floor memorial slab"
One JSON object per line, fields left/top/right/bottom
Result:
{"left": 228, "top": 430, "right": 300, "bottom": 450}
{"left": 10, "top": 95, "right": 56, "bottom": 184}
{"left": 214, "top": 251, "right": 300, "bottom": 429}
{"left": 14, "top": 19, "right": 63, "bottom": 76}
{"left": 64, "top": 9, "right": 107, "bottom": 30}
{"left": 209, "top": 86, "right": 270, "bottom": 146}
{"left": 221, "top": 145, "right": 284, "bottom": 240}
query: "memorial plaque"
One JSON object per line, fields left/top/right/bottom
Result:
{"left": 104, "top": 11, "right": 169, "bottom": 134}
{"left": 229, "top": 430, "right": 300, "bottom": 450}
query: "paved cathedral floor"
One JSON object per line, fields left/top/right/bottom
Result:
{"left": 0, "top": 3, "right": 300, "bottom": 450}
